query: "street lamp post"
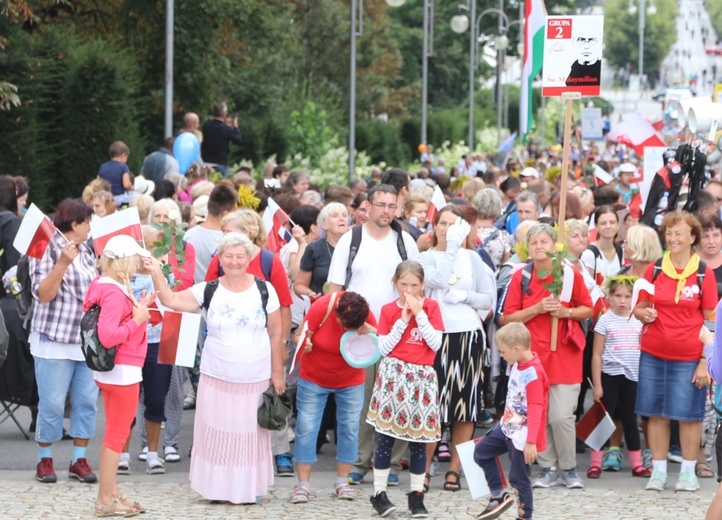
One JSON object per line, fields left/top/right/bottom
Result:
{"left": 628, "top": 0, "right": 657, "bottom": 77}
{"left": 451, "top": 4, "right": 511, "bottom": 150}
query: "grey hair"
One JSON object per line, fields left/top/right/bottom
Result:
{"left": 517, "top": 190, "right": 541, "bottom": 211}
{"left": 526, "top": 222, "right": 557, "bottom": 245}
{"left": 318, "top": 202, "right": 348, "bottom": 227}
{"left": 472, "top": 188, "right": 503, "bottom": 219}
{"left": 148, "top": 198, "right": 181, "bottom": 225}
{"left": 217, "top": 231, "right": 254, "bottom": 257}
{"left": 299, "top": 190, "right": 323, "bottom": 207}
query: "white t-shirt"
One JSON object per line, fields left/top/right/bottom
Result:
{"left": 190, "top": 279, "right": 280, "bottom": 383}
{"left": 593, "top": 310, "right": 642, "bottom": 382}
{"left": 280, "top": 240, "right": 310, "bottom": 326}
{"left": 327, "top": 226, "right": 419, "bottom": 319}
{"left": 580, "top": 246, "right": 622, "bottom": 281}
{"left": 184, "top": 226, "right": 223, "bottom": 283}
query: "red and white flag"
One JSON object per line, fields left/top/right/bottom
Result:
{"left": 607, "top": 113, "right": 666, "bottom": 155}
{"left": 13, "top": 203, "right": 57, "bottom": 259}
{"left": 90, "top": 207, "right": 143, "bottom": 256}
{"left": 289, "top": 321, "right": 309, "bottom": 375}
{"left": 262, "top": 197, "right": 292, "bottom": 253}
{"left": 591, "top": 163, "right": 613, "bottom": 186}
{"left": 576, "top": 400, "right": 616, "bottom": 451}
{"left": 158, "top": 310, "right": 201, "bottom": 367}
{"left": 426, "top": 185, "right": 447, "bottom": 224}
{"left": 630, "top": 278, "right": 655, "bottom": 316}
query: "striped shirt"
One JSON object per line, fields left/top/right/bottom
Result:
{"left": 30, "top": 233, "right": 97, "bottom": 344}
{"left": 594, "top": 311, "right": 643, "bottom": 382}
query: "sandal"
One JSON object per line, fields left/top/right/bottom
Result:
{"left": 94, "top": 497, "right": 139, "bottom": 517}
{"left": 696, "top": 461, "right": 715, "bottom": 478}
{"left": 423, "top": 472, "right": 431, "bottom": 493}
{"left": 119, "top": 495, "right": 146, "bottom": 514}
{"left": 587, "top": 466, "right": 601, "bottom": 479}
{"left": 632, "top": 465, "right": 651, "bottom": 477}
{"left": 443, "top": 471, "right": 461, "bottom": 492}
{"left": 437, "top": 443, "right": 451, "bottom": 462}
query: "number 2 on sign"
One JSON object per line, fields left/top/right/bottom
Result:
{"left": 555, "top": 27, "right": 564, "bottom": 38}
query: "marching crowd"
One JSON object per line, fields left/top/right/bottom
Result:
{"left": 4, "top": 109, "right": 722, "bottom": 519}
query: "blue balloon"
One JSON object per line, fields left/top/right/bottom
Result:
{"left": 173, "top": 132, "right": 200, "bottom": 174}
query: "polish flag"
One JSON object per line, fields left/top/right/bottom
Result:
{"left": 576, "top": 400, "right": 616, "bottom": 451}
{"left": 591, "top": 163, "right": 613, "bottom": 186}
{"left": 426, "top": 185, "right": 447, "bottom": 225}
{"left": 158, "top": 311, "right": 201, "bottom": 367}
{"left": 13, "top": 203, "right": 57, "bottom": 259}
{"left": 90, "top": 206, "right": 143, "bottom": 256}
{"left": 262, "top": 197, "right": 292, "bottom": 253}
{"left": 607, "top": 113, "right": 667, "bottom": 155}
{"left": 289, "top": 321, "right": 309, "bottom": 375}
{"left": 590, "top": 285, "right": 608, "bottom": 321}
{"left": 630, "top": 278, "right": 655, "bottom": 317}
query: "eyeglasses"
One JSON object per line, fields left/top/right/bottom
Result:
{"left": 371, "top": 202, "right": 398, "bottom": 211}
{"left": 575, "top": 37, "right": 599, "bottom": 46}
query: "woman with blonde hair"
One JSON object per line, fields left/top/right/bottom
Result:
{"left": 90, "top": 190, "right": 117, "bottom": 218}
{"left": 84, "top": 235, "right": 155, "bottom": 516}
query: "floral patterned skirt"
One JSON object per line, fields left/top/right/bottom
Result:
{"left": 366, "top": 357, "right": 441, "bottom": 443}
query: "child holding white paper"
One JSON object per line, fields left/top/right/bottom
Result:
{"left": 588, "top": 275, "right": 649, "bottom": 478}
{"left": 474, "top": 323, "right": 548, "bottom": 520}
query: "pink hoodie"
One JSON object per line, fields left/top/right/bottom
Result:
{"left": 83, "top": 276, "right": 147, "bottom": 367}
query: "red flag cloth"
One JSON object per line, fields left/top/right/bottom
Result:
{"left": 90, "top": 207, "right": 143, "bottom": 256}
{"left": 607, "top": 113, "right": 666, "bottom": 155}
{"left": 261, "top": 197, "right": 292, "bottom": 253}
{"left": 426, "top": 185, "right": 447, "bottom": 225}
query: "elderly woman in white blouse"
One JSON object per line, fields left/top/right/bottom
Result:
{"left": 417, "top": 204, "right": 496, "bottom": 491}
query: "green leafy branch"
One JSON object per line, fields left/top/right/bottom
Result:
{"left": 538, "top": 243, "right": 573, "bottom": 298}
{"left": 151, "top": 220, "right": 188, "bottom": 285}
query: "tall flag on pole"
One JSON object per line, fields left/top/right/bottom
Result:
{"left": 13, "top": 203, "right": 57, "bottom": 259}
{"left": 521, "top": 0, "right": 547, "bottom": 141}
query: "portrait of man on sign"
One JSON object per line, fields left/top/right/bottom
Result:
{"left": 565, "top": 31, "right": 602, "bottom": 87}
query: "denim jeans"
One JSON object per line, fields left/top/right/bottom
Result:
{"left": 34, "top": 357, "right": 99, "bottom": 443}
{"left": 293, "top": 378, "right": 364, "bottom": 465}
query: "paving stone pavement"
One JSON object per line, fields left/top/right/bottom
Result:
{"left": 0, "top": 474, "right": 716, "bottom": 519}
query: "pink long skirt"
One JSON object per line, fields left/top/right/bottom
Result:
{"left": 189, "top": 375, "right": 274, "bottom": 504}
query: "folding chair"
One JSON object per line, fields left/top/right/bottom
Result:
{"left": 0, "top": 400, "right": 29, "bottom": 440}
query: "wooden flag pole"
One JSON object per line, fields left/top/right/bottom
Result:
{"left": 551, "top": 91, "right": 581, "bottom": 352}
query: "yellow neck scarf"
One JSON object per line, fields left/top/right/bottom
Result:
{"left": 661, "top": 251, "right": 699, "bottom": 303}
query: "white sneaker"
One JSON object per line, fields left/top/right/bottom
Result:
{"left": 164, "top": 445, "right": 181, "bottom": 463}
{"left": 532, "top": 468, "right": 558, "bottom": 488}
{"left": 146, "top": 458, "right": 166, "bottom": 475}
{"left": 675, "top": 471, "right": 700, "bottom": 492}
{"left": 646, "top": 470, "right": 667, "bottom": 491}
{"left": 138, "top": 446, "right": 148, "bottom": 461}
{"left": 117, "top": 459, "right": 130, "bottom": 475}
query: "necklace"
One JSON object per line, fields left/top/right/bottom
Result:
{"left": 325, "top": 239, "right": 334, "bottom": 258}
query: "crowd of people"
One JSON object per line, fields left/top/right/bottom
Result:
{"left": 4, "top": 106, "right": 722, "bottom": 518}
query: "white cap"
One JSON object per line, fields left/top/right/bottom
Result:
{"left": 619, "top": 162, "right": 636, "bottom": 173}
{"left": 521, "top": 167, "right": 540, "bottom": 178}
{"left": 103, "top": 235, "right": 151, "bottom": 259}
{"left": 193, "top": 195, "right": 209, "bottom": 222}
{"left": 134, "top": 176, "right": 156, "bottom": 196}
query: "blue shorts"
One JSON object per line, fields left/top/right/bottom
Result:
{"left": 635, "top": 351, "right": 706, "bottom": 422}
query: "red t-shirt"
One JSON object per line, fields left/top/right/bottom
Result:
{"left": 205, "top": 250, "right": 293, "bottom": 307}
{"left": 300, "top": 292, "right": 378, "bottom": 388}
{"left": 377, "top": 299, "right": 445, "bottom": 366}
{"left": 502, "top": 265, "right": 592, "bottom": 385}
{"left": 640, "top": 262, "right": 717, "bottom": 361}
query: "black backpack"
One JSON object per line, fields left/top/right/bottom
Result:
{"left": 345, "top": 221, "right": 408, "bottom": 289}
{"left": 202, "top": 277, "right": 270, "bottom": 325}
{"left": 80, "top": 304, "right": 117, "bottom": 372}
{"left": 586, "top": 243, "right": 623, "bottom": 281}
{"left": 15, "top": 247, "right": 59, "bottom": 329}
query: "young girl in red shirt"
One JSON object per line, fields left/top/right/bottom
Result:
{"left": 367, "top": 260, "right": 445, "bottom": 518}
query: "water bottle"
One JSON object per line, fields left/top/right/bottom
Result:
{"left": 654, "top": 191, "right": 668, "bottom": 227}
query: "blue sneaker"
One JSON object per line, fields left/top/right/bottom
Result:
{"left": 348, "top": 472, "right": 364, "bottom": 485}
{"left": 388, "top": 473, "right": 399, "bottom": 486}
{"left": 668, "top": 445, "right": 683, "bottom": 463}
{"left": 602, "top": 449, "right": 622, "bottom": 471}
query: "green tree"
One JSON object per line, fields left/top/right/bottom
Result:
{"left": 604, "top": 0, "right": 676, "bottom": 76}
